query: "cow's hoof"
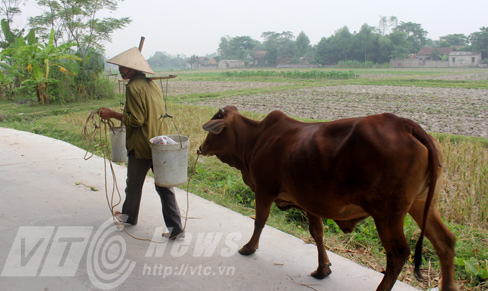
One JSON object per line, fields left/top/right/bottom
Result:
{"left": 311, "top": 267, "right": 332, "bottom": 279}
{"left": 238, "top": 245, "right": 256, "bottom": 256}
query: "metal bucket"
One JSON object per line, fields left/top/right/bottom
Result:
{"left": 150, "top": 135, "right": 189, "bottom": 187}
{"left": 110, "top": 127, "right": 128, "bottom": 163}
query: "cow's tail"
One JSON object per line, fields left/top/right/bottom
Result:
{"left": 409, "top": 120, "right": 441, "bottom": 282}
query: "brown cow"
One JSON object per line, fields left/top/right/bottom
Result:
{"left": 199, "top": 106, "right": 457, "bottom": 291}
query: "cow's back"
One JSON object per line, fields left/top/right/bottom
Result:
{"left": 329, "top": 113, "right": 430, "bottom": 190}
{"left": 251, "top": 113, "right": 432, "bottom": 218}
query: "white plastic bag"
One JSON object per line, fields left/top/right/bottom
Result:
{"left": 150, "top": 135, "right": 178, "bottom": 145}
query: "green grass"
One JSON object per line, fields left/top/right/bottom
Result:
{"left": 171, "top": 84, "right": 301, "bottom": 103}
{"left": 361, "top": 78, "right": 488, "bottom": 89}
{"left": 221, "top": 70, "right": 360, "bottom": 79}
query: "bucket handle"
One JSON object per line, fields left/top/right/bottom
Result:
{"left": 156, "top": 76, "right": 185, "bottom": 149}
{"left": 158, "top": 114, "right": 185, "bottom": 149}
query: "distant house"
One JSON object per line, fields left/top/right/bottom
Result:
{"left": 185, "top": 57, "right": 218, "bottom": 70}
{"left": 449, "top": 51, "right": 482, "bottom": 67}
{"left": 391, "top": 47, "right": 482, "bottom": 68}
{"left": 253, "top": 51, "right": 268, "bottom": 66}
{"left": 277, "top": 57, "right": 293, "bottom": 65}
{"left": 299, "top": 57, "right": 312, "bottom": 65}
{"left": 416, "top": 47, "right": 455, "bottom": 65}
{"left": 218, "top": 60, "right": 245, "bottom": 69}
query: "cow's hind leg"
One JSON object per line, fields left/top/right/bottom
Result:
{"left": 374, "top": 215, "right": 410, "bottom": 291}
{"left": 307, "top": 212, "right": 332, "bottom": 279}
{"left": 409, "top": 202, "right": 457, "bottom": 291}
{"left": 238, "top": 193, "right": 274, "bottom": 256}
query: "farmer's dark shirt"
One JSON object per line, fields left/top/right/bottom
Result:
{"left": 122, "top": 74, "right": 165, "bottom": 159}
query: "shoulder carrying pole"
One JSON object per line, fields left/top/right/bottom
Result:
{"left": 138, "top": 36, "right": 145, "bottom": 51}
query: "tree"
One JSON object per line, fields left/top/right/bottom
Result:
{"left": 314, "top": 35, "right": 342, "bottom": 65}
{"left": 332, "top": 26, "right": 353, "bottom": 61}
{"left": 354, "top": 23, "right": 379, "bottom": 62}
{"left": 27, "top": 29, "right": 81, "bottom": 103}
{"left": 0, "top": 28, "right": 80, "bottom": 102}
{"left": 218, "top": 36, "right": 231, "bottom": 58}
{"left": 230, "top": 35, "right": 258, "bottom": 61}
{"left": 469, "top": 27, "right": 488, "bottom": 59}
{"left": 0, "top": 0, "right": 26, "bottom": 48}
{"left": 218, "top": 35, "right": 258, "bottom": 61}
{"left": 147, "top": 51, "right": 168, "bottom": 68}
{"left": 0, "top": 0, "right": 24, "bottom": 23}
{"left": 1, "top": 18, "right": 16, "bottom": 48}
{"left": 429, "top": 47, "right": 449, "bottom": 61}
{"left": 296, "top": 31, "right": 310, "bottom": 58}
{"left": 261, "top": 31, "right": 296, "bottom": 65}
{"left": 378, "top": 15, "right": 397, "bottom": 36}
{"left": 187, "top": 54, "right": 199, "bottom": 69}
{"left": 28, "top": 0, "right": 63, "bottom": 46}
{"left": 377, "top": 35, "right": 392, "bottom": 63}
{"left": 394, "top": 21, "right": 428, "bottom": 53}
{"left": 0, "top": 19, "right": 37, "bottom": 98}
{"left": 388, "top": 31, "right": 410, "bottom": 59}
{"left": 28, "top": 0, "right": 131, "bottom": 62}
{"left": 314, "top": 37, "right": 328, "bottom": 65}
{"left": 147, "top": 51, "right": 185, "bottom": 69}
{"left": 437, "top": 33, "right": 468, "bottom": 47}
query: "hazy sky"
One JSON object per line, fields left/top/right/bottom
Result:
{"left": 18, "top": 0, "right": 487, "bottom": 59}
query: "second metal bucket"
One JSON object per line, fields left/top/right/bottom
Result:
{"left": 110, "top": 126, "right": 128, "bottom": 163}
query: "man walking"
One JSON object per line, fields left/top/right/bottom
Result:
{"left": 99, "top": 47, "right": 183, "bottom": 239}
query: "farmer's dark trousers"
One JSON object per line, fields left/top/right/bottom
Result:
{"left": 122, "top": 151, "right": 183, "bottom": 236}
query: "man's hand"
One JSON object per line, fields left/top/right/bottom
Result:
{"left": 98, "top": 107, "right": 113, "bottom": 120}
{"left": 98, "top": 108, "right": 123, "bottom": 121}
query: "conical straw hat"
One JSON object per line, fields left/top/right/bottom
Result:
{"left": 106, "top": 47, "right": 154, "bottom": 74}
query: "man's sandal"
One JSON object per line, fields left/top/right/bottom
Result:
{"left": 114, "top": 211, "right": 129, "bottom": 224}
{"left": 162, "top": 232, "right": 184, "bottom": 240}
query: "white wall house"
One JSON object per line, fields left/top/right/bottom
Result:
{"left": 391, "top": 47, "right": 483, "bottom": 68}
{"left": 218, "top": 60, "right": 245, "bottom": 69}
{"left": 449, "top": 51, "right": 482, "bottom": 67}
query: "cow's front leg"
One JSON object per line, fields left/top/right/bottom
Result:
{"left": 307, "top": 212, "right": 332, "bottom": 279}
{"left": 238, "top": 193, "right": 274, "bottom": 256}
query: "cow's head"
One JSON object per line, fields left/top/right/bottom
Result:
{"left": 199, "top": 106, "right": 239, "bottom": 157}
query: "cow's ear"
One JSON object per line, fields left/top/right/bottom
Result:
{"left": 203, "top": 119, "right": 226, "bottom": 134}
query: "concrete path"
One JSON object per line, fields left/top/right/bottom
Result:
{"left": 0, "top": 127, "right": 419, "bottom": 290}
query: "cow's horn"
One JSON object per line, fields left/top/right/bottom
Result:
{"left": 219, "top": 108, "right": 224, "bottom": 114}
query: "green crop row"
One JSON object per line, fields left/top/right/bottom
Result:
{"left": 221, "top": 70, "right": 359, "bottom": 79}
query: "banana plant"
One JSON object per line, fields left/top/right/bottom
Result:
{"left": 1, "top": 19, "right": 16, "bottom": 48}
{"left": 0, "top": 62, "right": 17, "bottom": 99}
{"left": 0, "top": 28, "right": 80, "bottom": 103}
{"left": 27, "top": 29, "right": 81, "bottom": 103}
{"left": 0, "top": 32, "right": 34, "bottom": 99}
